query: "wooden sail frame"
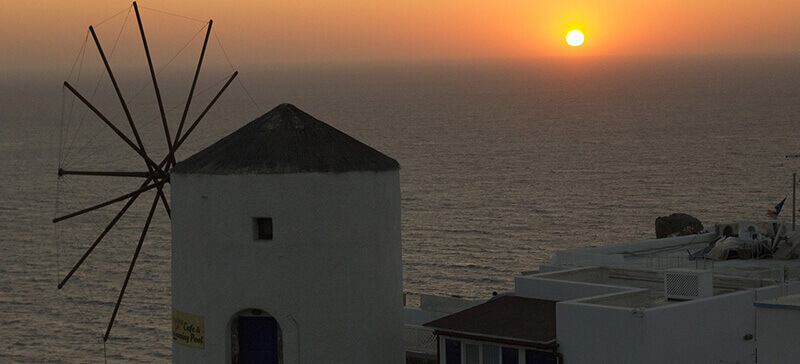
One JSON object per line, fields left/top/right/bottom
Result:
{"left": 53, "top": 1, "right": 237, "bottom": 341}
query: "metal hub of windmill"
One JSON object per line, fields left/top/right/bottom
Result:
{"left": 53, "top": 1, "right": 239, "bottom": 342}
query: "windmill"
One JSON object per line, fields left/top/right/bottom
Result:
{"left": 53, "top": 2, "right": 238, "bottom": 342}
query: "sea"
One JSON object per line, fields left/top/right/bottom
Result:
{"left": 2, "top": 55, "right": 800, "bottom": 362}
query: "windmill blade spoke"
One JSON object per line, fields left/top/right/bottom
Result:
{"left": 63, "top": 81, "right": 162, "bottom": 173}
{"left": 89, "top": 25, "right": 159, "bottom": 175}
{"left": 58, "top": 168, "right": 153, "bottom": 178}
{"left": 58, "top": 183, "right": 146, "bottom": 289}
{"left": 157, "top": 187, "right": 171, "bottom": 218}
{"left": 133, "top": 2, "right": 175, "bottom": 167}
{"left": 53, "top": 2, "right": 243, "bottom": 344}
{"left": 104, "top": 191, "right": 160, "bottom": 342}
{"left": 53, "top": 179, "right": 167, "bottom": 223}
{"left": 175, "top": 19, "right": 213, "bottom": 148}
{"left": 166, "top": 71, "right": 238, "bottom": 168}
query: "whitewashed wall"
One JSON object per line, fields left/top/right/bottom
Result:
{"left": 171, "top": 170, "right": 403, "bottom": 363}
{"left": 756, "top": 302, "right": 800, "bottom": 363}
{"left": 557, "top": 290, "right": 758, "bottom": 364}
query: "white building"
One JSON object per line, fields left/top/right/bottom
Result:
{"left": 422, "top": 221, "right": 800, "bottom": 364}
{"left": 755, "top": 294, "right": 800, "bottom": 363}
{"left": 171, "top": 103, "right": 404, "bottom": 363}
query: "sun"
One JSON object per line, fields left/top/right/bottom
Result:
{"left": 566, "top": 30, "right": 584, "bottom": 47}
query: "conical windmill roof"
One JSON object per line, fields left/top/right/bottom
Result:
{"left": 172, "top": 103, "right": 399, "bottom": 175}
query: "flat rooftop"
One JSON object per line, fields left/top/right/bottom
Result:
{"left": 547, "top": 225, "right": 800, "bottom": 281}
{"left": 755, "top": 293, "right": 800, "bottom": 311}
{"left": 524, "top": 266, "right": 777, "bottom": 308}
{"left": 525, "top": 222, "right": 800, "bottom": 309}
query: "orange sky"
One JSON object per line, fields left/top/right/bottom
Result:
{"left": 2, "top": 0, "right": 800, "bottom": 71}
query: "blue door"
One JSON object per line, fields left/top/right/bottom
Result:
{"left": 238, "top": 316, "right": 279, "bottom": 364}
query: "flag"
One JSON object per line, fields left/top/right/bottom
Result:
{"left": 766, "top": 197, "right": 787, "bottom": 219}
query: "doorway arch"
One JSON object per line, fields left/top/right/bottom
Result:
{"left": 230, "top": 308, "right": 282, "bottom": 364}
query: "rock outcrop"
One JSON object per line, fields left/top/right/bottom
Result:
{"left": 655, "top": 213, "right": 703, "bottom": 238}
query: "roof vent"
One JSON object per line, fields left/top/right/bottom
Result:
{"left": 664, "top": 268, "right": 713, "bottom": 300}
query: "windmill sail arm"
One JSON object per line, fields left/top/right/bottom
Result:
{"left": 88, "top": 25, "right": 155, "bottom": 176}
{"left": 54, "top": 2, "right": 243, "bottom": 344}
{"left": 157, "top": 186, "right": 171, "bottom": 218}
{"left": 58, "top": 169, "right": 152, "bottom": 178}
{"left": 63, "top": 82, "right": 163, "bottom": 174}
{"left": 104, "top": 191, "right": 160, "bottom": 342}
{"left": 58, "top": 183, "right": 146, "bottom": 290}
{"left": 52, "top": 179, "right": 167, "bottom": 223}
{"left": 165, "top": 71, "right": 238, "bottom": 168}
{"left": 175, "top": 19, "right": 213, "bottom": 149}
{"left": 133, "top": 2, "right": 175, "bottom": 167}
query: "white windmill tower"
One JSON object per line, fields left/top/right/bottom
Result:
{"left": 169, "top": 103, "right": 404, "bottom": 363}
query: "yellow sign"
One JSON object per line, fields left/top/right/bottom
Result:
{"left": 172, "top": 308, "right": 205, "bottom": 349}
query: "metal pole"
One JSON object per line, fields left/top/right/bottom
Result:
{"left": 793, "top": 172, "right": 796, "bottom": 232}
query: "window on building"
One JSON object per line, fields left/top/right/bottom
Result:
{"left": 525, "top": 349, "right": 558, "bottom": 364}
{"left": 482, "top": 344, "right": 500, "bottom": 364}
{"left": 502, "top": 347, "right": 519, "bottom": 364}
{"left": 439, "top": 339, "right": 557, "bottom": 364}
{"left": 445, "top": 339, "right": 462, "bottom": 364}
{"left": 465, "top": 343, "right": 479, "bottom": 364}
{"left": 254, "top": 217, "right": 273, "bottom": 240}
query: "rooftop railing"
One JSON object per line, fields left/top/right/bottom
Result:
{"left": 404, "top": 324, "right": 437, "bottom": 356}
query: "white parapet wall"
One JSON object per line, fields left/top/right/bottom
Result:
{"left": 550, "top": 233, "right": 718, "bottom": 268}
{"left": 515, "top": 267, "right": 636, "bottom": 301}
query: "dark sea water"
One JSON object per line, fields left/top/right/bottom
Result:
{"left": 2, "top": 56, "right": 800, "bottom": 362}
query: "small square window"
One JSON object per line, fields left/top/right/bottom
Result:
{"left": 254, "top": 218, "right": 273, "bottom": 240}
